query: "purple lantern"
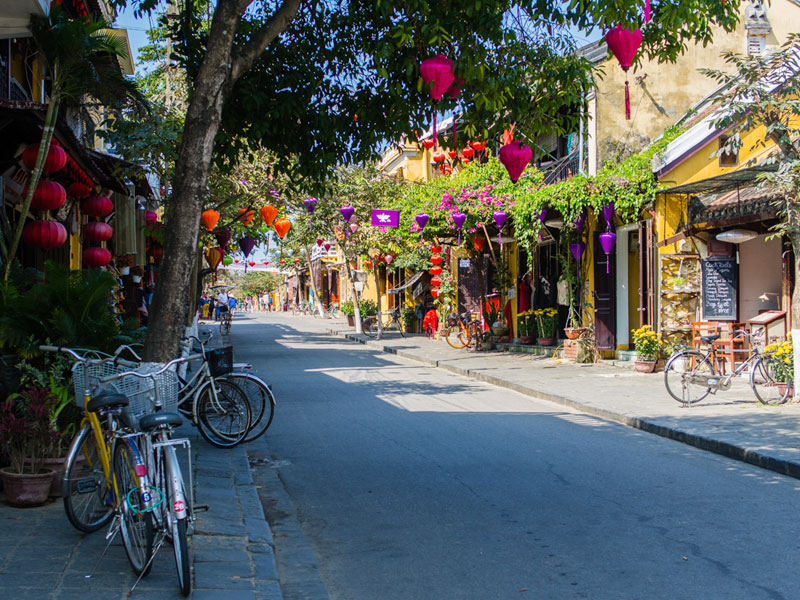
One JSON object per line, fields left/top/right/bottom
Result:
{"left": 498, "top": 141, "right": 532, "bottom": 183}
{"left": 214, "top": 227, "right": 231, "bottom": 249}
{"left": 452, "top": 212, "right": 467, "bottom": 245}
{"left": 573, "top": 209, "right": 586, "bottom": 232}
{"left": 601, "top": 201, "right": 615, "bottom": 231}
{"left": 570, "top": 241, "right": 586, "bottom": 280}
{"left": 536, "top": 208, "right": 547, "bottom": 241}
{"left": 239, "top": 236, "right": 255, "bottom": 272}
{"left": 415, "top": 213, "right": 429, "bottom": 246}
{"left": 341, "top": 205, "right": 355, "bottom": 237}
{"left": 493, "top": 211, "right": 507, "bottom": 246}
{"left": 304, "top": 197, "right": 317, "bottom": 230}
{"left": 599, "top": 232, "right": 617, "bottom": 274}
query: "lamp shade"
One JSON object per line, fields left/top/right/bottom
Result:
{"left": 716, "top": 229, "right": 757, "bottom": 244}
{"left": 419, "top": 55, "right": 455, "bottom": 101}
{"left": 22, "top": 219, "right": 67, "bottom": 249}
{"left": 83, "top": 221, "right": 113, "bottom": 242}
{"left": 82, "top": 247, "right": 111, "bottom": 268}
{"left": 498, "top": 141, "right": 532, "bottom": 183}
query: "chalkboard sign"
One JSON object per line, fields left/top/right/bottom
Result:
{"left": 701, "top": 257, "right": 737, "bottom": 320}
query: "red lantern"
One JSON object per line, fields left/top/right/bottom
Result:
{"left": 22, "top": 143, "right": 67, "bottom": 173}
{"left": 462, "top": 147, "right": 474, "bottom": 158}
{"left": 28, "top": 180, "right": 66, "bottom": 211}
{"left": 264, "top": 261, "right": 269, "bottom": 265}
{"left": 238, "top": 207, "right": 255, "bottom": 226}
{"left": 470, "top": 141, "right": 486, "bottom": 151}
{"left": 235, "top": 258, "right": 240, "bottom": 263}
{"left": 148, "top": 243, "right": 163, "bottom": 262}
{"left": 82, "top": 247, "right": 111, "bottom": 268}
{"left": 430, "top": 255, "right": 443, "bottom": 265}
{"left": 364, "top": 260, "right": 372, "bottom": 269}
{"left": 430, "top": 276, "right": 442, "bottom": 287}
{"left": 447, "top": 150, "right": 458, "bottom": 160}
{"left": 249, "top": 261, "right": 257, "bottom": 267}
{"left": 430, "top": 266, "right": 442, "bottom": 276}
{"left": 67, "top": 182, "right": 92, "bottom": 199}
{"left": 433, "top": 153, "right": 446, "bottom": 163}
{"left": 22, "top": 220, "right": 67, "bottom": 249}
{"left": 294, "top": 258, "right": 300, "bottom": 264}
{"left": 260, "top": 205, "right": 278, "bottom": 226}
{"left": 280, "top": 259, "right": 285, "bottom": 264}
{"left": 474, "top": 236, "right": 486, "bottom": 251}
{"left": 430, "top": 245, "right": 442, "bottom": 253}
{"left": 420, "top": 55, "right": 455, "bottom": 101}
{"left": 81, "top": 195, "right": 113, "bottom": 218}
{"left": 431, "top": 288, "right": 440, "bottom": 298}
{"left": 421, "top": 139, "right": 434, "bottom": 149}
{"left": 274, "top": 218, "right": 291, "bottom": 239}
{"left": 605, "top": 25, "right": 643, "bottom": 120}
{"left": 83, "top": 221, "right": 113, "bottom": 242}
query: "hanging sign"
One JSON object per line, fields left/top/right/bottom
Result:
{"left": 371, "top": 209, "right": 400, "bottom": 228}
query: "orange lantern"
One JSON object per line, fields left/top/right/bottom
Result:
{"left": 201, "top": 209, "right": 220, "bottom": 231}
{"left": 474, "top": 236, "right": 486, "bottom": 251}
{"left": 431, "top": 255, "right": 442, "bottom": 265}
{"left": 260, "top": 204, "right": 278, "bottom": 226}
{"left": 238, "top": 207, "right": 255, "bottom": 226}
{"left": 274, "top": 218, "right": 291, "bottom": 239}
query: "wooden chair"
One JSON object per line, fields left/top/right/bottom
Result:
{"left": 712, "top": 322, "right": 750, "bottom": 375}
{"left": 691, "top": 322, "right": 720, "bottom": 350}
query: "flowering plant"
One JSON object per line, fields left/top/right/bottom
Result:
{"left": 434, "top": 266, "right": 457, "bottom": 321}
{"left": 763, "top": 334, "right": 793, "bottom": 383}
{"left": 533, "top": 307, "right": 558, "bottom": 338}
{"left": 517, "top": 310, "right": 537, "bottom": 337}
{"left": 631, "top": 325, "right": 663, "bottom": 361}
{"left": 0, "top": 387, "right": 60, "bottom": 474}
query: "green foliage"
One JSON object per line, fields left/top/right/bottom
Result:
{"left": 339, "top": 300, "right": 355, "bottom": 316}
{"left": 401, "top": 307, "right": 416, "bottom": 329}
{"left": 236, "top": 271, "right": 282, "bottom": 298}
{"left": 341, "top": 298, "right": 378, "bottom": 317}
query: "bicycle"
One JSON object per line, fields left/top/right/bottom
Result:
{"left": 664, "top": 329, "right": 792, "bottom": 406}
{"left": 363, "top": 307, "right": 406, "bottom": 338}
{"left": 220, "top": 308, "right": 233, "bottom": 335}
{"left": 444, "top": 311, "right": 482, "bottom": 350}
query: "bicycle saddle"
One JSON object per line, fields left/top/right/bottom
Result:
{"left": 87, "top": 392, "right": 129, "bottom": 413}
{"left": 139, "top": 412, "right": 183, "bottom": 431}
{"left": 460, "top": 312, "right": 471, "bottom": 321}
{"left": 700, "top": 334, "right": 720, "bottom": 343}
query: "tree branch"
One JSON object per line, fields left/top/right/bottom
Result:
{"left": 230, "top": 0, "right": 303, "bottom": 83}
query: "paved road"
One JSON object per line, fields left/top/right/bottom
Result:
{"left": 236, "top": 313, "right": 800, "bottom": 600}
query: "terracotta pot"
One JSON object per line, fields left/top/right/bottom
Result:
{"left": 778, "top": 383, "right": 794, "bottom": 396}
{"left": 23, "top": 456, "right": 69, "bottom": 497}
{"left": 634, "top": 360, "right": 657, "bottom": 373}
{"left": 0, "top": 467, "right": 55, "bottom": 507}
{"left": 491, "top": 322, "right": 509, "bottom": 337}
{"left": 519, "top": 336, "right": 535, "bottom": 345}
{"left": 537, "top": 337, "right": 555, "bottom": 346}
{"left": 564, "top": 327, "right": 585, "bottom": 340}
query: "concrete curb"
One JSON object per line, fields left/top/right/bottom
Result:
{"left": 325, "top": 328, "right": 800, "bottom": 481}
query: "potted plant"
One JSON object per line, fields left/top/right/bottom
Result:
{"left": 115, "top": 254, "right": 134, "bottom": 276}
{"left": 631, "top": 325, "right": 663, "bottom": 373}
{"left": 402, "top": 307, "right": 416, "bottom": 333}
{"left": 763, "top": 336, "right": 794, "bottom": 395}
{"left": 131, "top": 265, "right": 144, "bottom": 283}
{"left": 533, "top": 307, "right": 558, "bottom": 346}
{"left": 517, "top": 310, "right": 537, "bottom": 345}
{"left": 340, "top": 300, "right": 355, "bottom": 326}
{"left": 0, "top": 388, "right": 59, "bottom": 506}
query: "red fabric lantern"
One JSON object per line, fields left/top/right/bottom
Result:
{"left": 498, "top": 141, "right": 533, "bottom": 183}
{"left": 261, "top": 205, "right": 278, "bottom": 226}
{"left": 280, "top": 259, "right": 285, "bottom": 264}
{"left": 201, "top": 209, "right": 220, "bottom": 231}
{"left": 447, "top": 150, "right": 457, "bottom": 159}
{"left": 83, "top": 221, "right": 113, "bottom": 242}
{"left": 250, "top": 261, "right": 257, "bottom": 266}
{"left": 430, "top": 245, "right": 442, "bottom": 253}
{"left": 474, "top": 236, "right": 486, "bottom": 251}
{"left": 274, "top": 218, "right": 291, "bottom": 239}
{"left": 81, "top": 195, "right": 113, "bottom": 218}
{"left": 605, "top": 25, "right": 643, "bottom": 120}
{"left": 28, "top": 180, "right": 66, "bottom": 211}
{"left": 264, "top": 261, "right": 269, "bottom": 265}
{"left": 431, "top": 288, "right": 440, "bottom": 298}
{"left": 22, "top": 143, "right": 67, "bottom": 173}
{"left": 445, "top": 77, "right": 464, "bottom": 99}
{"left": 420, "top": 55, "right": 455, "bottom": 101}
{"left": 82, "top": 247, "right": 111, "bottom": 268}
{"left": 67, "top": 182, "right": 92, "bottom": 199}
{"left": 433, "top": 153, "right": 446, "bottom": 163}
{"left": 430, "top": 266, "right": 442, "bottom": 276}
{"left": 430, "top": 276, "right": 442, "bottom": 287}
{"left": 235, "top": 258, "right": 240, "bottom": 263}
{"left": 462, "top": 147, "right": 475, "bottom": 158}
{"left": 22, "top": 220, "right": 67, "bottom": 249}
{"left": 238, "top": 207, "right": 255, "bottom": 226}
{"left": 430, "top": 255, "right": 443, "bottom": 265}
{"left": 470, "top": 141, "right": 486, "bottom": 151}
{"left": 421, "top": 139, "right": 434, "bottom": 149}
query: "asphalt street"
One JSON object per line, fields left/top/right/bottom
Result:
{"left": 236, "top": 312, "right": 800, "bottom": 600}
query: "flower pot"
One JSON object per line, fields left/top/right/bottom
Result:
{"left": 347, "top": 315, "right": 355, "bottom": 327}
{"left": 119, "top": 266, "right": 130, "bottom": 275}
{"left": 0, "top": 467, "right": 55, "bottom": 507}
{"left": 778, "top": 383, "right": 794, "bottom": 397}
{"left": 23, "top": 456, "right": 70, "bottom": 498}
{"left": 519, "top": 336, "right": 535, "bottom": 345}
{"left": 132, "top": 275, "right": 141, "bottom": 283}
{"left": 634, "top": 360, "right": 657, "bottom": 373}
{"left": 564, "top": 327, "right": 585, "bottom": 340}
{"left": 537, "top": 337, "right": 555, "bottom": 346}
{"left": 491, "top": 322, "right": 509, "bottom": 337}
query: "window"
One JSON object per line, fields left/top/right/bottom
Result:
{"left": 718, "top": 136, "right": 738, "bottom": 167}
{"left": 747, "top": 34, "right": 766, "bottom": 56}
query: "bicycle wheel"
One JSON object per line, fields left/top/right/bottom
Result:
{"left": 225, "top": 374, "right": 276, "bottom": 443}
{"left": 113, "top": 438, "right": 154, "bottom": 575}
{"left": 664, "top": 350, "right": 715, "bottom": 405}
{"left": 62, "top": 424, "right": 114, "bottom": 533}
{"left": 195, "top": 379, "right": 251, "bottom": 448}
{"left": 161, "top": 447, "right": 191, "bottom": 596}
{"left": 220, "top": 317, "right": 231, "bottom": 335}
{"left": 445, "top": 325, "right": 469, "bottom": 349}
{"left": 362, "top": 317, "right": 378, "bottom": 338}
{"left": 750, "top": 355, "right": 792, "bottom": 406}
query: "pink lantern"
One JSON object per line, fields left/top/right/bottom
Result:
{"left": 83, "top": 221, "right": 113, "bottom": 242}
{"left": 350, "top": 223, "right": 359, "bottom": 234}
{"left": 316, "top": 238, "right": 323, "bottom": 247}
{"left": 599, "top": 232, "right": 617, "bottom": 274}
{"left": 324, "top": 243, "right": 331, "bottom": 252}
{"left": 384, "top": 254, "right": 394, "bottom": 265}
{"left": 498, "top": 141, "right": 532, "bottom": 183}
{"left": 82, "top": 247, "right": 111, "bottom": 268}
{"left": 452, "top": 212, "right": 467, "bottom": 246}
{"left": 605, "top": 25, "right": 643, "bottom": 120}
{"left": 419, "top": 54, "right": 455, "bottom": 150}
{"left": 145, "top": 210, "right": 158, "bottom": 226}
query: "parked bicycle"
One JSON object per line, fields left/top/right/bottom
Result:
{"left": 664, "top": 329, "right": 792, "bottom": 406}
{"left": 363, "top": 307, "right": 406, "bottom": 338}
{"left": 445, "top": 311, "right": 482, "bottom": 350}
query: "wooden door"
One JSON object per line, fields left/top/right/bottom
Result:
{"left": 594, "top": 232, "right": 616, "bottom": 350}
{"left": 638, "top": 220, "right": 654, "bottom": 327}
{"left": 458, "top": 255, "right": 482, "bottom": 315}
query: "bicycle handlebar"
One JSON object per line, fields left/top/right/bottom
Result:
{"left": 39, "top": 345, "right": 141, "bottom": 368}
{"left": 97, "top": 353, "right": 204, "bottom": 385}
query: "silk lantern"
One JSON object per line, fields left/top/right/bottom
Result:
{"left": 274, "top": 218, "right": 291, "bottom": 239}
{"left": 606, "top": 25, "right": 642, "bottom": 120}
{"left": 235, "top": 258, "right": 240, "bottom": 263}
{"left": 430, "top": 245, "right": 442, "bottom": 253}
{"left": 471, "top": 141, "right": 486, "bottom": 152}
{"left": 264, "top": 261, "right": 269, "bottom": 265}
{"left": 384, "top": 254, "right": 394, "bottom": 265}
{"left": 422, "top": 139, "right": 434, "bottom": 149}
{"left": 430, "top": 266, "right": 442, "bottom": 276}
{"left": 415, "top": 213, "right": 429, "bottom": 246}
{"left": 419, "top": 54, "right": 455, "bottom": 149}
{"left": 324, "top": 243, "right": 331, "bottom": 252}
{"left": 599, "top": 232, "right": 617, "bottom": 274}
{"left": 430, "top": 255, "right": 443, "bottom": 265}
{"left": 316, "top": 238, "right": 323, "bottom": 247}
{"left": 22, "top": 143, "right": 67, "bottom": 173}
{"left": 145, "top": 210, "right": 158, "bottom": 226}
{"left": 249, "top": 261, "right": 257, "bottom": 267}
{"left": 474, "top": 236, "right": 485, "bottom": 251}
{"left": 28, "top": 180, "right": 66, "bottom": 211}
{"left": 238, "top": 207, "right": 255, "bottom": 226}
{"left": 303, "top": 198, "right": 317, "bottom": 230}
{"left": 452, "top": 212, "right": 467, "bottom": 245}
{"left": 67, "top": 182, "right": 92, "bottom": 199}
{"left": 430, "top": 276, "right": 442, "bottom": 287}
{"left": 260, "top": 204, "right": 278, "bottom": 226}
{"left": 82, "top": 247, "right": 111, "bottom": 268}
{"left": 82, "top": 195, "right": 113, "bottom": 218}
{"left": 222, "top": 255, "right": 233, "bottom": 266}
{"left": 22, "top": 220, "right": 67, "bottom": 249}
{"left": 239, "top": 236, "right": 255, "bottom": 258}
{"left": 570, "top": 241, "right": 586, "bottom": 280}
{"left": 431, "top": 289, "right": 440, "bottom": 298}
{"left": 498, "top": 141, "right": 532, "bottom": 183}
{"left": 214, "top": 228, "right": 231, "bottom": 249}
{"left": 201, "top": 209, "right": 220, "bottom": 231}
{"left": 205, "top": 247, "right": 223, "bottom": 270}
{"left": 601, "top": 201, "right": 615, "bottom": 230}
{"left": 83, "top": 221, "right": 113, "bottom": 242}
{"left": 493, "top": 211, "right": 508, "bottom": 246}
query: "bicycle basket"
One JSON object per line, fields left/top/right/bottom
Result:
{"left": 72, "top": 360, "right": 134, "bottom": 408}
{"left": 208, "top": 346, "right": 234, "bottom": 376}
{"left": 108, "top": 363, "right": 180, "bottom": 429}
{"left": 446, "top": 312, "right": 458, "bottom": 327}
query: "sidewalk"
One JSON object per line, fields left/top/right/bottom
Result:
{"left": 0, "top": 326, "right": 282, "bottom": 599}
{"left": 289, "top": 315, "right": 800, "bottom": 480}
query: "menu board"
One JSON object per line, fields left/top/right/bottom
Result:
{"left": 701, "top": 257, "right": 737, "bottom": 320}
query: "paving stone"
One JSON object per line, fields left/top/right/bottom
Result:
{"left": 194, "top": 559, "right": 253, "bottom": 590}
{"left": 253, "top": 550, "right": 279, "bottom": 581}
{"left": 194, "top": 590, "right": 256, "bottom": 600}
{"left": 255, "top": 580, "right": 283, "bottom": 600}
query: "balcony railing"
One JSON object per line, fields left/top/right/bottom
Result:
{"left": 541, "top": 152, "right": 580, "bottom": 185}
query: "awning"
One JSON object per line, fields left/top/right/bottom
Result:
{"left": 388, "top": 271, "right": 424, "bottom": 295}
{"left": 658, "top": 164, "right": 777, "bottom": 196}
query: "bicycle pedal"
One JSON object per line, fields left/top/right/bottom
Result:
{"left": 193, "top": 504, "right": 209, "bottom": 512}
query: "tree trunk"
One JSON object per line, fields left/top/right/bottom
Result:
{"left": 304, "top": 244, "right": 325, "bottom": 318}
{"left": 341, "top": 246, "right": 362, "bottom": 334}
{"left": 187, "top": 246, "right": 202, "bottom": 326}
{"left": 788, "top": 209, "right": 800, "bottom": 402}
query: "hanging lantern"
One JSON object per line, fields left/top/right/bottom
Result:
{"left": 264, "top": 260, "right": 269, "bottom": 265}
{"left": 28, "top": 180, "right": 67, "bottom": 211}
{"left": 384, "top": 254, "right": 394, "bottom": 265}
{"left": 447, "top": 150, "right": 458, "bottom": 160}
{"left": 82, "top": 247, "right": 111, "bottom": 268}
{"left": 316, "top": 238, "right": 323, "bottom": 247}
{"left": 235, "top": 258, "right": 240, "bottom": 263}
{"left": 273, "top": 218, "right": 291, "bottom": 239}
{"left": 419, "top": 54, "right": 455, "bottom": 149}
{"left": 421, "top": 139, "right": 434, "bottom": 149}
{"left": 470, "top": 141, "right": 486, "bottom": 152}
{"left": 22, "top": 219, "right": 67, "bottom": 249}
{"left": 205, "top": 247, "right": 223, "bottom": 270}
{"left": 433, "top": 152, "right": 446, "bottom": 163}
{"left": 601, "top": 201, "right": 615, "bottom": 230}
{"left": 222, "top": 255, "right": 233, "bottom": 266}
{"left": 67, "top": 182, "right": 92, "bottom": 199}
{"left": 430, "top": 255, "right": 443, "bottom": 265}
{"left": 570, "top": 241, "right": 586, "bottom": 280}
{"left": 22, "top": 143, "right": 67, "bottom": 173}
{"left": 214, "top": 227, "right": 231, "bottom": 249}
{"left": 201, "top": 209, "right": 219, "bottom": 231}
{"left": 324, "top": 243, "right": 331, "bottom": 252}
{"left": 145, "top": 210, "right": 158, "bottom": 226}
{"left": 474, "top": 236, "right": 486, "bottom": 251}
{"left": 239, "top": 236, "right": 256, "bottom": 258}
{"left": 462, "top": 147, "right": 474, "bottom": 159}
{"left": 450, "top": 212, "right": 467, "bottom": 246}
{"left": 415, "top": 213, "right": 429, "bottom": 246}
{"left": 498, "top": 141, "right": 532, "bottom": 183}
{"left": 340, "top": 205, "right": 355, "bottom": 222}
{"left": 304, "top": 197, "right": 317, "bottom": 230}
{"left": 536, "top": 208, "right": 547, "bottom": 241}
{"left": 260, "top": 204, "right": 278, "bottom": 226}
{"left": 81, "top": 195, "right": 113, "bottom": 218}
{"left": 350, "top": 223, "right": 359, "bottom": 234}
{"left": 430, "top": 276, "right": 442, "bottom": 287}
{"left": 238, "top": 207, "right": 255, "bottom": 226}
{"left": 599, "top": 232, "right": 617, "bottom": 274}
{"left": 364, "top": 260, "right": 372, "bottom": 269}
{"left": 493, "top": 211, "right": 508, "bottom": 246}
{"left": 430, "top": 266, "right": 443, "bottom": 276}
{"left": 294, "top": 258, "right": 300, "bottom": 264}
{"left": 250, "top": 261, "right": 257, "bottom": 267}
{"left": 574, "top": 209, "right": 587, "bottom": 232}
{"left": 606, "top": 25, "right": 643, "bottom": 120}
{"left": 83, "top": 221, "right": 113, "bottom": 242}
{"left": 430, "top": 245, "right": 442, "bottom": 253}
{"left": 280, "top": 259, "right": 285, "bottom": 264}
{"left": 431, "top": 289, "right": 440, "bottom": 298}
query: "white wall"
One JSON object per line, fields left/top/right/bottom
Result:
{"left": 738, "top": 234, "right": 782, "bottom": 320}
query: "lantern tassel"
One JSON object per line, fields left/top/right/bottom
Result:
{"left": 453, "top": 116, "right": 457, "bottom": 149}
{"left": 433, "top": 108, "right": 438, "bottom": 150}
{"left": 645, "top": 0, "right": 651, "bottom": 23}
{"left": 606, "top": 255, "right": 610, "bottom": 275}
{"left": 625, "top": 80, "right": 631, "bottom": 120}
